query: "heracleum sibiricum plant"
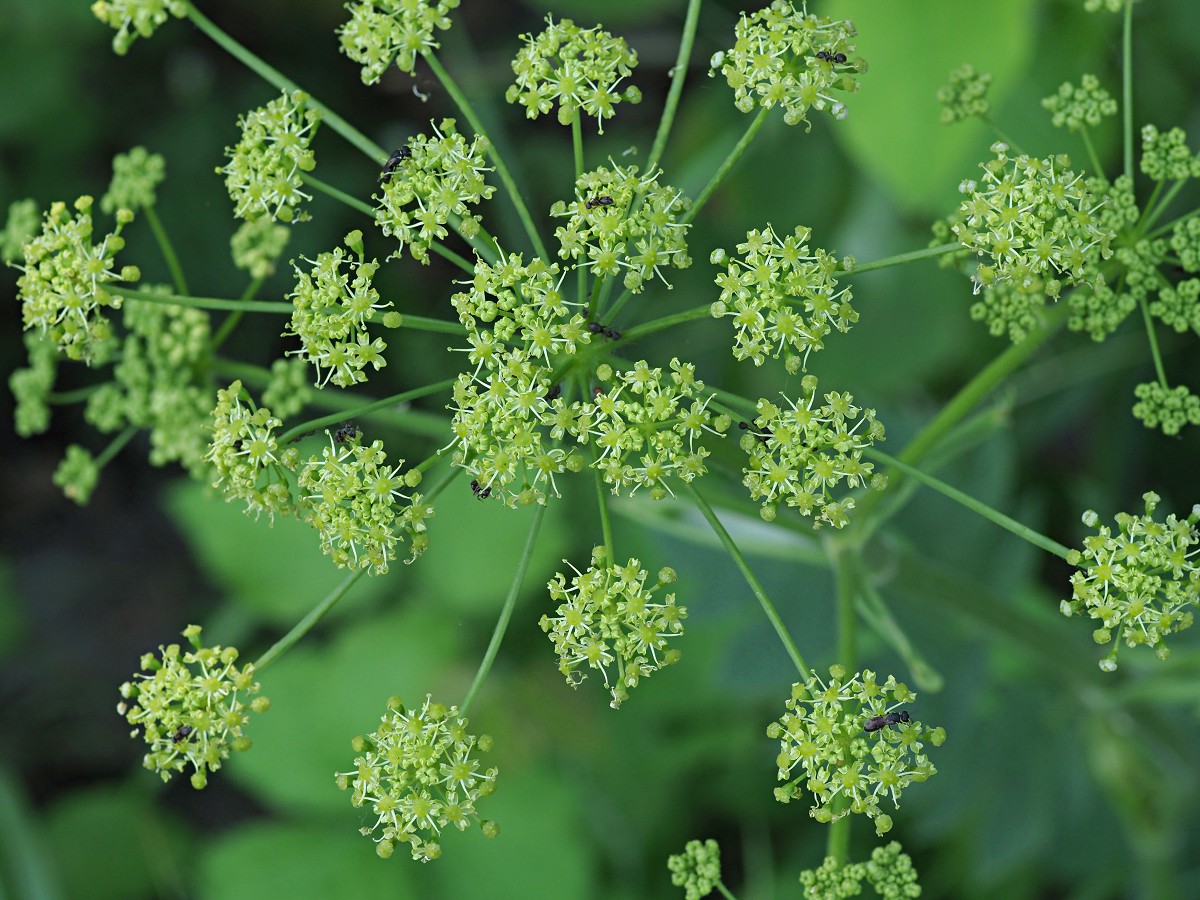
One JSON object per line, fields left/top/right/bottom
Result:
{"left": 4, "top": 0, "right": 1199, "bottom": 891}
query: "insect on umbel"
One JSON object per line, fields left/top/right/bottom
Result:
{"left": 864, "top": 709, "right": 910, "bottom": 733}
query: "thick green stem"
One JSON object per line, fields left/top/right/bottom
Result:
{"left": 847, "top": 243, "right": 959, "bottom": 276}
{"left": 683, "top": 106, "right": 771, "bottom": 224}
{"left": 619, "top": 304, "right": 712, "bottom": 343}
{"left": 253, "top": 569, "right": 368, "bottom": 672}
{"left": 184, "top": 5, "right": 384, "bottom": 162}
{"left": 1139, "top": 297, "right": 1169, "bottom": 386}
{"left": 422, "top": 51, "right": 549, "bottom": 260}
{"left": 301, "top": 172, "right": 374, "bottom": 217}
{"left": 143, "top": 206, "right": 188, "bottom": 294}
{"left": 460, "top": 503, "right": 546, "bottom": 715}
{"left": 686, "top": 483, "right": 810, "bottom": 679}
{"left": 646, "top": 0, "right": 703, "bottom": 172}
{"left": 383, "top": 313, "right": 467, "bottom": 336}
{"left": 97, "top": 426, "right": 138, "bottom": 469}
{"left": 278, "top": 378, "right": 457, "bottom": 444}
{"left": 571, "top": 111, "right": 584, "bottom": 182}
{"left": 110, "top": 285, "right": 292, "bottom": 314}
{"left": 1122, "top": 1, "right": 1134, "bottom": 184}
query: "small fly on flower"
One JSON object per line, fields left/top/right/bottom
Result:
{"left": 864, "top": 709, "right": 910, "bottom": 733}
{"left": 171, "top": 725, "right": 194, "bottom": 744}
{"left": 334, "top": 422, "right": 360, "bottom": 443}
{"left": 585, "top": 195, "right": 615, "bottom": 209}
{"left": 380, "top": 146, "right": 412, "bottom": 181}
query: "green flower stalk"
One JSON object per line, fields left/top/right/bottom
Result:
{"left": 219, "top": 90, "right": 321, "bottom": 223}
{"left": 1042, "top": 74, "right": 1118, "bottom": 132}
{"left": 768, "top": 665, "right": 945, "bottom": 836}
{"left": 1062, "top": 492, "right": 1200, "bottom": 670}
{"left": 667, "top": 838, "right": 723, "bottom": 900}
{"left": 506, "top": 16, "right": 642, "bottom": 132}
{"left": 335, "top": 694, "right": 497, "bottom": 862}
{"left": 541, "top": 547, "right": 685, "bottom": 709}
{"left": 91, "top": 0, "right": 187, "bottom": 56}
{"left": 117, "top": 625, "right": 269, "bottom": 790}
{"left": 15, "top": 196, "right": 140, "bottom": 363}
{"left": 740, "top": 376, "right": 887, "bottom": 529}
{"left": 285, "top": 230, "right": 393, "bottom": 388}
{"left": 374, "top": 119, "right": 495, "bottom": 264}
{"left": 550, "top": 164, "right": 691, "bottom": 293}
{"left": 710, "top": 0, "right": 862, "bottom": 128}
{"left": 937, "top": 63, "right": 992, "bottom": 125}
{"left": 338, "top": 0, "right": 460, "bottom": 84}
{"left": 205, "top": 380, "right": 299, "bottom": 520}
{"left": 710, "top": 224, "right": 856, "bottom": 371}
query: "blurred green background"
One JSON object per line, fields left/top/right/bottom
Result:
{"left": 2, "top": 0, "right": 1199, "bottom": 897}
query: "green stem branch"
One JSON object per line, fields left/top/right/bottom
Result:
{"left": 253, "top": 569, "right": 368, "bottom": 672}
{"left": 683, "top": 106, "right": 771, "bottom": 224}
{"left": 646, "top": 0, "right": 703, "bottom": 172}
{"left": 847, "top": 243, "right": 959, "bottom": 276}
{"left": 143, "top": 206, "right": 188, "bottom": 294}
{"left": 111, "top": 285, "right": 292, "bottom": 314}
{"left": 278, "top": 378, "right": 457, "bottom": 444}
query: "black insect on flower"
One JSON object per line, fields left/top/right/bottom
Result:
{"left": 738, "top": 421, "right": 771, "bottom": 444}
{"left": 587, "top": 322, "right": 621, "bottom": 340}
{"left": 380, "top": 146, "right": 412, "bottom": 181}
{"left": 864, "top": 710, "right": 910, "bottom": 733}
{"left": 470, "top": 478, "right": 491, "bottom": 500}
{"left": 334, "top": 422, "right": 361, "bottom": 443}
{"left": 585, "top": 195, "right": 615, "bottom": 209}
{"left": 816, "top": 50, "right": 848, "bottom": 64}
{"left": 172, "top": 725, "right": 194, "bottom": 744}
{"left": 545, "top": 383, "right": 562, "bottom": 402}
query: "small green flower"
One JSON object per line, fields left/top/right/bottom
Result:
{"left": 768, "top": 665, "right": 945, "bottom": 835}
{"left": 667, "top": 838, "right": 722, "bottom": 900}
{"left": 1042, "top": 74, "right": 1117, "bottom": 132}
{"left": 286, "top": 230, "right": 392, "bottom": 388}
{"left": 710, "top": 1, "right": 862, "bottom": 128}
{"left": 101, "top": 146, "right": 166, "bottom": 214}
{"left": 297, "top": 431, "right": 431, "bottom": 573}
{"left": 954, "top": 143, "right": 1113, "bottom": 298}
{"left": 1062, "top": 492, "right": 1200, "bottom": 670}
{"left": 53, "top": 445, "right": 100, "bottom": 505}
{"left": 91, "top": 0, "right": 187, "bottom": 56}
{"left": 338, "top": 0, "right": 460, "bottom": 84}
{"left": 1140, "top": 124, "right": 1200, "bottom": 182}
{"left": 117, "top": 625, "right": 269, "bottom": 789}
{"left": 231, "top": 217, "right": 291, "bottom": 280}
{"left": 550, "top": 164, "right": 691, "bottom": 293}
{"left": 1132, "top": 381, "right": 1200, "bottom": 436}
{"left": 506, "top": 16, "right": 641, "bottom": 132}
{"left": 335, "top": 694, "right": 497, "bottom": 862}
{"left": 219, "top": 90, "right": 321, "bottom": 223}
{"left": 711, "top": 224, "right": 855, "bottom": 370}
{"left": 15, "top": 196, "right": 139, "bottom": 363}
{"left": 2, "top": 198, "right": 41, "bottom": 265}
{"left": 204, "top": 381, "right": 298, "bottom": 520}
{"left": 937, "top": 63, "right": 992, "bottom": 125}
{"left": 541, "top": 547, "right": 685, "bottom": 709}
{"left": 374, "top": 119, "right": 494, "bottom": 264}
{"left": 741, "top": 376, "right": 886, "bottom": 529}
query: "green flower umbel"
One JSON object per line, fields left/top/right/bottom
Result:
{"left": 335, "top": 695, "right": 498, "bottom": 862}
{"left": 768, "top": 666, "right": 945, "bottom": 836}
{"left": 338, "top": 0, "right": 460, "bottom": 84}
{"left": 91, "top": 0, "right": 187, "bottom": 55}
{"left": 117, "top": 625, "right": 269, "bottom": 789}
{"left": 667, "top": 839, "right": 723, "bottom": 900}
{"left": 1062, "top": 492, "right": 1200, "bottom": 670}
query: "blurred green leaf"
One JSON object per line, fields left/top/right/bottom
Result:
{"left": 0, "top": 768, "right": 62, "bottom": 900}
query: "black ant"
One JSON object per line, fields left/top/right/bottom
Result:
{"left": 470, "top": 479, "right": 491, "bottom": 500}
{"left": 864, "top": 710, "right": 910, "bottom": 733}
{"left": 585, "top": 195, "right": 615, "bottom": 210}
{"left": 334, "top": 422, "right": 360, "bottom": 443}
{"left": 380, "top": 146, "right": 412, "bottom": 181}
{"left": 587, "top": 322, "right": 621, "bottom": 340}
{"left": 816, "top": 50, "right": 848, "bottom": 64}
{"left": 545, "top": 384, "right": 562, "bottom": 402}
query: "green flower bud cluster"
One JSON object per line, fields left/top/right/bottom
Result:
{"left": 506, "top": 16, "right": 641, "bottom": 132}
{"left": 1131, "top": 382, "right": 1200, "bottom": 436}
{"left": 1170, "top": 215, "right": 1200, "bottom": 273}
{"left": 2, "top": 198, "right": 40, "bottom": 265}
{"left": 335, "top": 694, "right": 497, "bottom": 862}
{"left": 84, "top": 292, "right": 213, "bottom": 475}
{"left": 117, "top": 625, "right": 269, "bottom": 790}
{"left": 710, "top": 1, "right": 862, "bottom": 128}
{"left": 285, "top": 231, "right": 392, "bottom": 388}
{"left": 741, "top": 376, "right": 886, "bottom": 529}
{"left": 767, "top": 665, "right": 945, "bottom": 836}
{"left": 1042, "top": 74, "right": 1117, "bottom": 132}
{"left": 541, "top": 547, "right": 684, "bottom": 709}
{"left": 967, "top": 279, "right": 1048, "bottom": 344}
{"left": 798, "top": 841, "right": 922, "bottom": 899}
{"left": 374, "top": 119, "right": 495, "bottom": 264}
{"left": 10, "top": 331, "right": 59, "bottom": 438}
{"left": 710, "top": 224, "right": 855, "bottom": 371}
{"left": 579, "top": 359, "right": 726, "bottom": 499}
{"left": 204, "top": 381, "right": 299, "bottom": 520}
{"left": 1149, "top": 277, "right": 1200, "bottom": 334}
{"left": 338, "top": 0, "right": 459, "bottom": 84}
{"left": 53, "top": 445, "right": 100, "bottom": 506}
{"left": 550, "top": 164, "right": 691, "bottom": 293}
{"left": 219, "top": 90, "right": 321, "bottom": 224}
{"left": 954, "top": 143, "right": 1113, "bottom": 297}
{"left": 101, "top": 146, "right": 165, "bottom": 214}
{"left": 1140, "top": 124, "right": 1200, "bottom": 182}
{"left": 231, "top": 218, "right": 292, "bottom": 280}
{"left": 16, "top": 196, "right": 140, "bottom": 363}
{"left": 667, "top": 838, "right": 722, "bottom": 900}
{"left": 91, "top": 0, "right": 187, "bottom": 56}
{"left": 937, "top": 63, "right": 992, "bottom": 125}
{"left": 297, "top": 431, "right": 432, "bottom": 573}
{"left": 262, "top": 357, "right": 313, "bottom": 420}
{"left": 1062, "top": 492, "right": 1200, "bottom": 670}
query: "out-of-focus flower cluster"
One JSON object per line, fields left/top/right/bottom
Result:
{"left": 374, "top": 119, "right": 494, "bottom": 264}
{"left": 117, "top": 625, "right": 269, "bottom": 790}
{"left": 797, "top": 841, "right": 922, "bottom": 900}
{"left": 667, "top": 838, "right": 722, "bottom": 900}
{"left": 1062, "top": 492, "right": 1199, "bottom": 670}
{"left": 338, "top": 0, "right": 459, "bottom": 84}
{"left": 740, "top": 376, "right": 886, "bottom": 530}
{"left": 1131, "top": 381, "right": 1200, "bottom": 437}
{"left": 507, "top": 16, "right": 641, "bottom": 131}
{"left": 710, "top": 0, "right": 861, "bottom": 128}
{"left": 710, "top": 224, "right": 855, "bottom": 372}
{"left": 91, "top": 0, "right": 187, "bottom": 55}
{"left": 220, "top": 90, "right": 321, "bottom": 224}
{"left": 937, "top": 63, "right": 992, "bottom": 125}
{"left": 101, "top": 146, "right": 165, "bottom": 214}
{"left": 768, "top": 665, "right": 945, "bottom": 836}
{"left": 550, "top": 164, "right": 691, "bottom": 293}
{"left": 541, "top": 547, "right": 685, "bottom": 709}
{"left": 335, "top": 695, "right": 497, "bottom": 862}
{"left": 1042, "top": 74, "right": 1117, "bottom": 132}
